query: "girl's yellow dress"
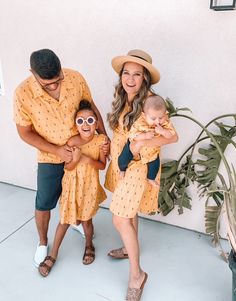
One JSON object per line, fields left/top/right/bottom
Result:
{"left": 105, "top": 103, "right": 161, "bottom": 218}
{"left": 60, "top": 134, "right": 106, "bottom": 224}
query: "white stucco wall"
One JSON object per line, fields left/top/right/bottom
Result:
{"left": 0, "top": 0, "right": 235, "bottom": 234}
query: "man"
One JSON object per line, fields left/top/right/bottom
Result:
{"left": 14, "top": 49, "right": 108, "bottom": 267}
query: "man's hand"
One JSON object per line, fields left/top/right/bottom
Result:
{"left": 56, "top": 144, "right": 73, "bottom": 163}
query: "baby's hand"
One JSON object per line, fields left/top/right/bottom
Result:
{"left": 154, "top": 124, "right": 164, "bottom": 135}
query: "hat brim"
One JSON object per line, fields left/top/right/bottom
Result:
{"left": 111, "top": 55, "right": 160, "bottom": 84}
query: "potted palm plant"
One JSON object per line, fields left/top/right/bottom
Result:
{"left": 159, "top": 99, "right": 236, "bottom": 300}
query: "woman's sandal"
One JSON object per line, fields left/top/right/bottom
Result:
{"left": 38, "top": 256, "right": 56, "bottom": 277}
{"left": 107, "top": 247, "right": 129, "bottom": 259}
{"left": 82, "top": 245, "right": 95, "bottom": 265}
{"left": 126, "top": 272, "right": 148, "bottom": 301}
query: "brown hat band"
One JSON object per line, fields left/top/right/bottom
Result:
{"left": 130, "top": 55, "right": 149, "bottom": 63}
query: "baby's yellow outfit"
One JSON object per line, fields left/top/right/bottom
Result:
{"left": 60, "top": 134, "right": 106, "bottom": 224}
{"left": 128, "top": 113, "right": 175, "bottom": 164}
{"left": 105, "top": 103, "right": 176, "bottom": 218}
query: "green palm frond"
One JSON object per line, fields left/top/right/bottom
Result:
{"left": 159, "top": 156, "right": 194, "bottom": 215}
{"left": 159, "top": 103, "right": 236, "bottom": 255}
{"left": 158, "top": 98, "right": 236, "bottom": 255}
{"left": 205, "top": 204, "right": 222, "bottom": 245}
{"left": 159, "top": 160, "right": 178, "bottom": 215}
{"left": 165, "top": 97, "right": 191, "bottom": 117}
{"left": 220, "top": 170, "right": 236, "bottom": 252}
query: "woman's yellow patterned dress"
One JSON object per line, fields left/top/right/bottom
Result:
{"left": 60, "top": 134, "right": 106, "bottom": 224}
{"left": 105, "top": 103, "right": 161, "bottom": 218}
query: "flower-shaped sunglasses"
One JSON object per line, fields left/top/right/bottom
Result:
{"left": 76, "top": 116, "right": 96, "bottom": 126}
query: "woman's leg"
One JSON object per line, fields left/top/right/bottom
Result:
{"left": 112, "top": 214, "right": 146, "bottom": 289}
{"left": 132, "top": 214, "right": 138, "bottom": 235}
{"left": 81, "top": 219, "right": 95, "bottom": 264}
{"left": 108, "top": 215, "right": 138, "bottom": 257}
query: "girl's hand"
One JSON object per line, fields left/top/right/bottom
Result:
{"left": 72, "top": 147, "right": 82, "bottom": 162}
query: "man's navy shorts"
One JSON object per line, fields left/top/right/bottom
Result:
{"left": 35, "top": 163, "right": 64, "bottom": 211}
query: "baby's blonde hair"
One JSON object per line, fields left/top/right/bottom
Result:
{"left": 143, "top": 95, "right": 166, "bottom": 113}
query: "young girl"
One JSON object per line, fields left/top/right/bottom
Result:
{"left": 38, "top": 100, "right": 107, "bottom": 277}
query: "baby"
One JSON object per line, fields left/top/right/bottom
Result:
{"left": 118, "top": 95, "right": 175, "bottom": 186}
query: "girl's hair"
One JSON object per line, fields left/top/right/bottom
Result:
{"left": 107, "top": 66, "right": 155, "bottom": 131}
{"left": 75, "top": 100, "right": 97, "bottom": 121}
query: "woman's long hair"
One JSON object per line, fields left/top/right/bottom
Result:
{"left": 107, "top": 66, "right": 155, "bottom": 131}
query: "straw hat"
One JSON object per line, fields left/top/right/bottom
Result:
{"left": 111, "top": 49, "right": 160, "bottom": 84}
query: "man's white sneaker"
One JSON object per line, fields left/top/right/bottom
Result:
{"left": 33, "top": 243, "right": 48, "bottom": 267}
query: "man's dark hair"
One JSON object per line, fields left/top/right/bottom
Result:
{"left": 30, "top": 49, "right": 61, "bottom": 79}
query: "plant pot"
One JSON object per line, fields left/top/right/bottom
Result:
{"left": 228, "top": 249, "right": 236, "bottom": 301}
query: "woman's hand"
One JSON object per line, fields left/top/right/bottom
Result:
{"left": 144, "top": 131, "right": 155, "bottom": 139}
{"left": 129, "top": 140, "right": 143, "bottom": 156}
{"left": 100, "top": 136, "right": 111, "bottom": 158}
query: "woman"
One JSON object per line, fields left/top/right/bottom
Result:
{"left": 105, "top": 49, "right": 178, "bottom": 301}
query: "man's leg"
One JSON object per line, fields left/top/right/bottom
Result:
{"left": 35, "top": 209, "right": 50, "bottom": 246}
{"left": 34, "top": 163, "right": 64, "bottom": 267}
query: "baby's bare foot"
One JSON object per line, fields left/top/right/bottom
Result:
{"left": 119, "top": 171, "right": 125, "bottom": 180}
{"left": 147, "top": 179, "right": 160, "bottom": 187}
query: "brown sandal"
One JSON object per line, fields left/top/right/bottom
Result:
{"left": 107, "top": 247, "right": 129, "bottom": 259}
{"left": 82, "top": 245, "right": 95, "bottom": 265}
{"left": 38, "top": 256, "right": 56, "bottom": 277}
{"left": 126, "top": 272, "right": 148, "bottom": 301}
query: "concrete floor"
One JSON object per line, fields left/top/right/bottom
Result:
{"left": 0, "top": 182, "right": 232, "bottom": 301}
